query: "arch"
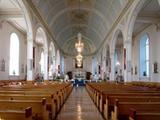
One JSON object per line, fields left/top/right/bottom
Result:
{"left": 126, "top": 0, "right": 160, "bottom": 40}
{"left": 126, "top": 0, "right": 147, "bottom": 41}
{"left": 35, "top": 26, "right": 48, "bottom": 79}
{"left": 16, "top": 0, "right": 33, "bottom": 38}
{"left": 9, "top": 33, "right": 20, "bottom": 76}
{"left": 109, "top": 29, "right": 124, "bottom": 81}
{"left": 49, "top": 42, "right": 56, "bottom": 77}
{"left": 49, "top": 42, "right": 56, "bottom": 57}
{"left": 110, "top": 29, "right": 124, "bottom": 53}
{"left": 35, "top": 26, "right": 48, "bottom": 51}
{"left": 125, "top": 0, "right": 160, "bottom": 81}
{"left": 16, "top": 0, "right": 34, "bottom": 80}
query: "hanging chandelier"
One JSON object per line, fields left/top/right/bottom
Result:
{"left": 75, "top": 33, "right": 84, "bottom": 53}
{"left": 77, "top": 60, "right": 82, "bottom": 67}
{"left": 75, "top": 0, "right": 84, "bottom": 68}
{"left": 76, "top": 53, "right": 83, "bottom": 62}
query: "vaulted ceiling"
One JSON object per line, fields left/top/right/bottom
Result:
{"left": 0, "top": 0, "right": 27, "bottom": 33}
{"left": 31, "top": 0, "right": 128, "bottom": 56}
{"left": 133, "top": 0, "right": 160, "bottom": 37}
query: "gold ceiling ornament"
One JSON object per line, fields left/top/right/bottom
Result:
{"left": 75, "top": 33, "right": 84, "bottom": 53}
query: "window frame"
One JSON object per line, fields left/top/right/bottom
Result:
{"left": 139, "top": 33, "right": 150, "bottom": 79}
{"left": 9, "top": 32, "right": 20, "bottom": 76}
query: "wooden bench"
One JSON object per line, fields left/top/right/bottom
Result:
{"left": 0, "top": 82, "right": 73, "bottom": 119}
{"left": 111, "top": 100, "right": 160, "bottom": 120}
{"left": 0, "top": 107, "right": 32, "bottom": 120}
{"left": 86, "top": 82, "right": 160, "bottom": 120}
{"left": 103, "top": 96, "right": 160, "bottom": 120}
{"left": 129, "top": 108, "right": 160, "bottom": 120}
{"left": 0, "top": 98, "right": 49, "bottom": 120}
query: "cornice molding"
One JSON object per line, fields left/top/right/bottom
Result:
{"left": 7, "top": 20, "right": 26, "bottom": 35}
{"left": 25, "top": 0, "right": 65, "bottom": 55}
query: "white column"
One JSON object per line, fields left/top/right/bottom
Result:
{"left": 110, "top": 52, "right": 115, "bottom": 80}
{"left": 44, "top": 51, "right": 48, "bottom": 80}
{"left": 158, "top": 0, "right": 160, "bottom": 6}
{"left": 27, "top": 35, "right": 33, "bottom": 81}
{"left": 124, "top": 40, "right": 132, "bottom": 82}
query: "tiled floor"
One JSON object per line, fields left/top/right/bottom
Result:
{"left": 56, "top": 86, "right": 104, "bottom": 120}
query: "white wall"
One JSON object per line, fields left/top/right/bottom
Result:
{"left": 64, "top": 57, "right": 74, "bottom": 73}
{"left": 83, "top": 56, "right": 92, "bottom": 72}
{"left": 132, "top": 25, "right": 160, "bottom": 82}
{"left": 0, "top": 21, "right": 27, "bottom": 80}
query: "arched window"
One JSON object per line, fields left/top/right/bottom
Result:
{"left": 139, "top": 34, "right": 150, "bottom": 78}
{"left": 9, "top": 33, "right": 19, "bottom": 75}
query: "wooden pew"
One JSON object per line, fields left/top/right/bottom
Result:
{"left": 0, "top": 91, "right": 63, "bottom": 117}
{"left": 0, "top": 107, "right": 32, "bottom": 120}
{"left": 87, "top": 83, "right": 160, "bottom": 111}
{"left": 0, "top": 82, "right": 73, "bottom": 119}
{"left": 129, "top": 108, "right": 160, "bottom": 120}
{"left": 0, "top": 98, "right": 49, "bottom": 120}
{"left": 86, "top": 83, "right": 160, "bottom": 120}
{"left": 111, "top": 100, "right": 160, "bottom": 120}
{"left": 99, "top": 91, "right": 160, "bottom": 114}
{"left": 103, "top": 96, "right": 160, "bottom": 120}
{"left": 0, "top": 94, "right": 56, "bottom": 119}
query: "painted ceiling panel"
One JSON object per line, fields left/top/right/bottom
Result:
{"left": 46, "top": 2, "right": 67, "bottom": 23}
{"left": 31, "top": 0, "right": 127, "bottom": 55}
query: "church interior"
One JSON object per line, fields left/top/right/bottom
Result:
{"left": 0, "top": 0, "right": 160, "bottom": 120}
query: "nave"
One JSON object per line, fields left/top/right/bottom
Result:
{"left": 0, "top": 0, "right": 160, "bottom": 120}
{"left": 56, "top": 86, "right": 104, "bottom": 120}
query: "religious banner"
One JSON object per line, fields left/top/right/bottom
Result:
{"left": 98, "top": 65, "right": 101, "bottom": 74}
{"left": 33, "top": 47, "right": 35, "bottom": 69}
{"left": 124, "top": 48, "right": 126, "bottom": 70}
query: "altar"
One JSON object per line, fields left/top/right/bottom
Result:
{"left": 72, "top": 69, "right": 86, "bottom": 86}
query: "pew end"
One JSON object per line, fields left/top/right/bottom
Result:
{"left": 129, "top": 108, "right": 136, "bottom": 120}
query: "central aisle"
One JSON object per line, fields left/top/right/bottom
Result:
{"left": 56, "top": 86, "right": 104, "bottom": 120}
